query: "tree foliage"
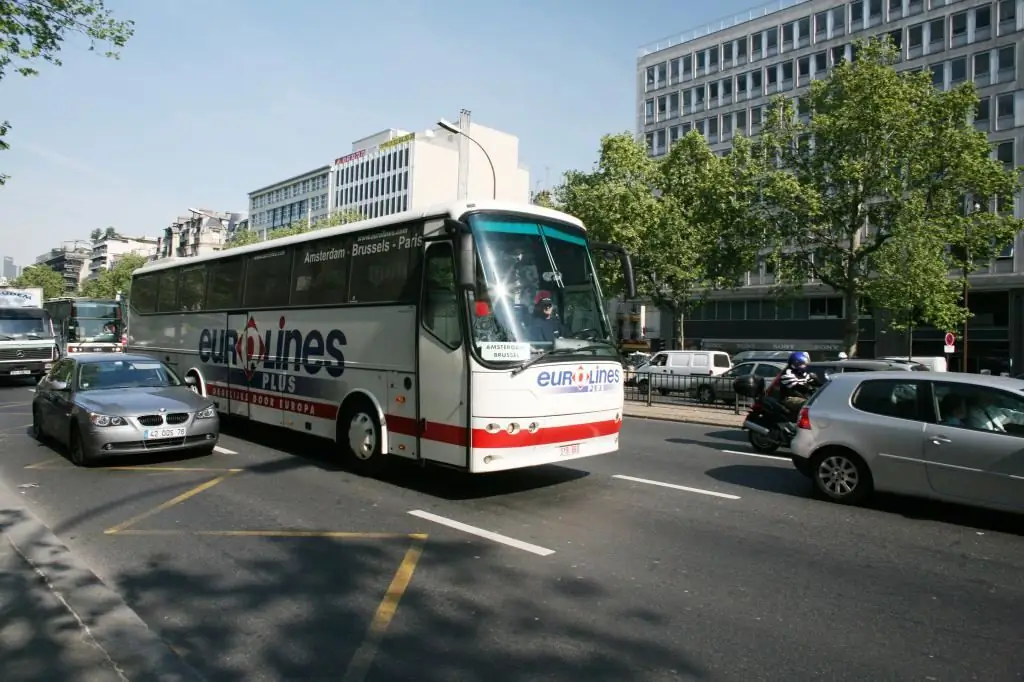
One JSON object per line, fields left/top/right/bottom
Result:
{"left": 555, "top": 131, "right": 759, "bottom": 339}
{"left": 79, "top": 252, "right": 146, "bottom": 298}
{"left": 751, "top": 37, "right": 1023, "bottom": 355}
{"left": 530, "top": 189, "right": 555, "bottom": 208}
{"left": 225, "top": 209, "right": 365, "bottom": 249}
{"left": 9, "top": 263, "right": 65, "bottom": 299}
{"left": 1, "top": 0, "right": 135, "bottom": 184}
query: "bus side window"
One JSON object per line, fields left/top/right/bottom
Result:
{"left": 422, "top": 243, "right": 461, "bottom": 349}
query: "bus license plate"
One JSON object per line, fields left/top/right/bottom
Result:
{"left": 559, "top": 443, "right": 580, "bottom": 457}
{"left": 143, "top": 427, "right": 187, "bottom": 440}
{"left": 9, "top": 370, "right": 30, "bottom": 376}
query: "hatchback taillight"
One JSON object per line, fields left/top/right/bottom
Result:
{"left": 797, "top": 407, "right": 811, "bottom": 430}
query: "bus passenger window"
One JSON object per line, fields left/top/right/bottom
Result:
{"left": 422, "top": 244, "right": 461, "bottom": 348}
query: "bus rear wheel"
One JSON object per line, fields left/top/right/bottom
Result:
{"left": 338, "top": 400, "right": 387, "bottom": 477}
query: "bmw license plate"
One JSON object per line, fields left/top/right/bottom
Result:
{"left": 143, "top": 427, "right": 186, "bottom": 440}
{"left": 559, "top": 443, "right": 580, "bottom": 457}
{"left": 9, "top": 370, "right": 30, "bottom": 376}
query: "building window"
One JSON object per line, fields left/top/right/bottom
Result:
{"left": 782, "top": 22, "right": 794, "bottom": 48}
{"left": 974, "top": 51, "right": 991, "bottom": 84}
{"left": 851, "top": 0, "right": 865, "bottom": 27}
{"left": 670, "top": 58, "right": 681, "bottom": 84}
{"left": 645, "top": 99, "right": 655, "bottom": 124}
{"left": 929, "top": 18, "right": 944, "bottom": 50}
{"left": 888, "top": 0, "right": 901, "bottom": 20}
{"left": 930, "top": 62, "right": 944, "bottom": 88}
{"left": 997, "top": 45, "right": 1016, "bottom": 82}
{"left": 832, "top": 6, "right": 846, "bottom": 35}
{"left": 998, "top": 0, "right": 1016, "bottom": 34}
{"left": 735, "top": 109, "right": 747, "bottom": 134}
{"left": 797, "top": 16, "right": 810, "bottom": 46}
{"left": 868, "top": 0, "right": 882, "bottom": 24}
{"left": 752, "top": 32, "right": 763, "bottom": 57}
{"left": 798, "top": 55, "right": 810, "bottom": 81}
{"left": 975, "top": 5, "right": 992, "bottom": 40}
{"left": 736, "top": 38, "right": 747, "bottom": 61}
{"left": 949, "top": 57, "right": 966, "bottom": 84}
{"left": 908, "top": 23, "right": 923, "bottom": 52}
{"left": 887, "top": 29, "right": 903, "bottom": 53}
{"left": 723, "top": 42, "right": 733, "bottom": 63}
{"left": 996, "top": 94, "right": 1015, "bottom": 129}
{"left": 815, "top": 11, "right": 828, "bottom": 40}
{"left": 908, "top": 0, "right": 923, "bottom": 15}
{"left": 995, "top": 140, "right": 1015, "bottom": 170}
{"left": 813, "top": 51, "right": 828, "bottom": 75}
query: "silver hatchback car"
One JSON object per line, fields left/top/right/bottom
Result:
{"left": 31, "top": 353, "right": 220, "bottom": 466}
{"left": 790, "top": 371, "right": 1024, "bottom": 514}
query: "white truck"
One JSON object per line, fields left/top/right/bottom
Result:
{"left": 0, "top": 287, "right": 58, "bottom": 381}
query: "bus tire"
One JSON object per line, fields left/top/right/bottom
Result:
{"left": 337, "top": 398, "right": 387, "bottom": 477}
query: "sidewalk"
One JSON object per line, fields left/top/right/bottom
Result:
{"left": 623, "top": 400, "right": 745, "bottom": 428}
{"left": 0, "top": 482, "right": 203, "bottom": 682}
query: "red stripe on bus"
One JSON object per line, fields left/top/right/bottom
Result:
{"left": 207, "top": 383, "right": 618, "bottom": 449}
{"left": 386, "top": 415, "right": 620, "bottom": 449}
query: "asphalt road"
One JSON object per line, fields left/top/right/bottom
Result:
{"left": 1, "top": 379, "right": 1022, "bottom": 682}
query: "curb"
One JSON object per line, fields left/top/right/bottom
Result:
{"left": 623, "top": 412, "right": 744, "bottom": 428}
{"left": 0, "top": 480, "right": 205, "bottom": 682}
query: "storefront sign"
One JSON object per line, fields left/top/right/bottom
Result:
{"left": 379, "top": 133, "right": 414, "bottom": 150}
{"left": 334, "top": 149, "right": 366, "bottom": 165}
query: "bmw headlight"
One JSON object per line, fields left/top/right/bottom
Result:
{"left": 89, "top": 413, "right": 127, "bottom": 427}
{"left": 196, "top": 406, "right": 216, "bottom": 419}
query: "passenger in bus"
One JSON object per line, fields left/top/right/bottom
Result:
{"left": 530, "top": 293, "right": 568, "bottom": 343}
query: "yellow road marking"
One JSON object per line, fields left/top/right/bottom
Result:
{"left": 25, "top": 456, "right": 65, "bottom": 469}
{"left": 341, "top": 537, "right": 427, "bottom": 682}
{"left": 104, "top": 472, "right": 237, "bottom": 534}
{"left": 104, "top": 466, "right": 243, "bottom": 473}
{"left": 109, "top": 529, "right": 428, "bottom": 540}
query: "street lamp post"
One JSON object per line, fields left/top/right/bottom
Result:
{"left": 437, "top": 118, "right": 497, "bottom": 200}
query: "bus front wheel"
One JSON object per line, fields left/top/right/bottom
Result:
{"left": 338, "top": 399, "right": 387, "bottom": 477}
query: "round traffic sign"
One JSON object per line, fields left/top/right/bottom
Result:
{"left": 944, "top": 332, "right": 956, "bottom": 346}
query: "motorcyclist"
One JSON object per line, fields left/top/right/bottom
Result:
{"left": 779, "top": 351, "right": 815, "bottom": 414}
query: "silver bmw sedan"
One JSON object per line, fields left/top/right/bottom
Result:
{"left": 31, "top": 353, "right": 220, "bottom": 466}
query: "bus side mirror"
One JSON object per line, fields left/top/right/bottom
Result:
{"left": 457, "top": 230, "right": 476, "bottom": 291}
{"left": 590, "top": 242, "right": 636, "bottom": 300}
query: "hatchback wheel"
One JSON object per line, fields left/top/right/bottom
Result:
{"left": 811, "top": 449, "right": 872, "bottom": 505}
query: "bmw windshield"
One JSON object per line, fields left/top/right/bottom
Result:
{"left": 465, "top": 212, "right": 616, "bottom": 365}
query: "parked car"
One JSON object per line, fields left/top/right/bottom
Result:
{"left": 806, "top": 358, "right": 929, "bottom": 379}
{"left": 790, "top": 371, "right": 1024, "bottom": 513}
{"left": 630, "top": 350, "right": 732, "bottom": 393}
{"left": 693, "top": 360, "right": 786, "bottom": 404}
{"left": 31, "top": 353, "right": 220, "bottom": 466}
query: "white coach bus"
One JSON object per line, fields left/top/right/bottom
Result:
{"left": 127, "top": 200, "right": 635, "bottom": 475}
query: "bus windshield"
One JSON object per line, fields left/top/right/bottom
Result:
{"left": 0, "top": 309, "right": 54, "bottom": 339}
{"left": 69, "top": 302, "right": 122, "bottom": 342}
{"left": 466, "top": 213, "right": 615, "bottom": 362}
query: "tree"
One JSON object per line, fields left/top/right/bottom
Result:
{"left": 90, "top": 228, "right": 102, "bottom": 242}
{"left": 10, "top": 264, "right": 65, "bottom": 299}
{"left": 1, "top": 0, "right": 135, "bottom": 184}
{"left": 79, "top": 252, "right": 146, "bottom": 298}
{"left": 224, "top": 209, "right": 364, "bottom": 249}
{"left": 530, "top": 189, "right": 555, "bottom": 208}
{"left": 752, "top": 37, "right": 1023, "bottom": 356}
{"left": 556, "top": 132, "right": 759, "bottom": 343}
{"left": 103, "top": 226, "right": 118, "bottom": 239}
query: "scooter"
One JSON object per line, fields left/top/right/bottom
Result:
{"left": 733, "top": 374, "right": 822, "bottom": 454}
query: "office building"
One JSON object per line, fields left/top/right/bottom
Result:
{"left": 636, "top": 0, "right": 1023, "bottom": 371}
{"left": 87, "top": 235, "right": 158, "bottom": 279}
{"left": 248, "top": 111, "right": 530, "bottom": 238}
{"left": 2, "top": 256, "right": 19, "bottom": 280}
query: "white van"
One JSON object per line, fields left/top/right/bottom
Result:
{"left": 632, "top": 350, "right": 731, "bottom": 393}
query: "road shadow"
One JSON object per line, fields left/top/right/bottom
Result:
{"left": 0, "top": 510, "right": 125, "bottom": 682}
{"left": 706, "top": 464, "right": 1024, "bottom": 536}
{"left": 221, "top": 418, "right": 591, "bottom": 501}
{"left": 105, "top": 534, "right": 704, "bottom": 682}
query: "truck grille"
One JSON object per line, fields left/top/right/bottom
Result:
{"left": 0, "top": 348, "right": 52, "bottom": 361}
{"left": 137, "top": 415, "right": 164, "bottom": 426}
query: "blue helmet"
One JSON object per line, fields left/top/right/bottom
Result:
{"left": 789, "top": 351, "right": 810, "bottom": 366}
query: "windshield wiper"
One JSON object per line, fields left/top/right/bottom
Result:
{"left": 24, "top": 334, "right": 47, "bottom": 339}
{"left": 0, "top": 334, "right": 14, "bottom": 340}
{"left": 510, "top": 344, "right": 612, "bottom": 377}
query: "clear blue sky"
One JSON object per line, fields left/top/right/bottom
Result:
{"left": 0, "top": 0, "right": 753, "bottom": 266}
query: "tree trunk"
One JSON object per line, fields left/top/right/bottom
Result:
{"left": 842, "top": 288, "right": 860, "bottom": 358}
{"left": 676, "top": 309, "right": 685, "bottom": 350}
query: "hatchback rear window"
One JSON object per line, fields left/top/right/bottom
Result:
{"left": 851, "top": 379, "right": 920, "bottom": 420}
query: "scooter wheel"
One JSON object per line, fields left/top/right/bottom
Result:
{"left": 748, "top": 430, "right": 780, "bottom": 454}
